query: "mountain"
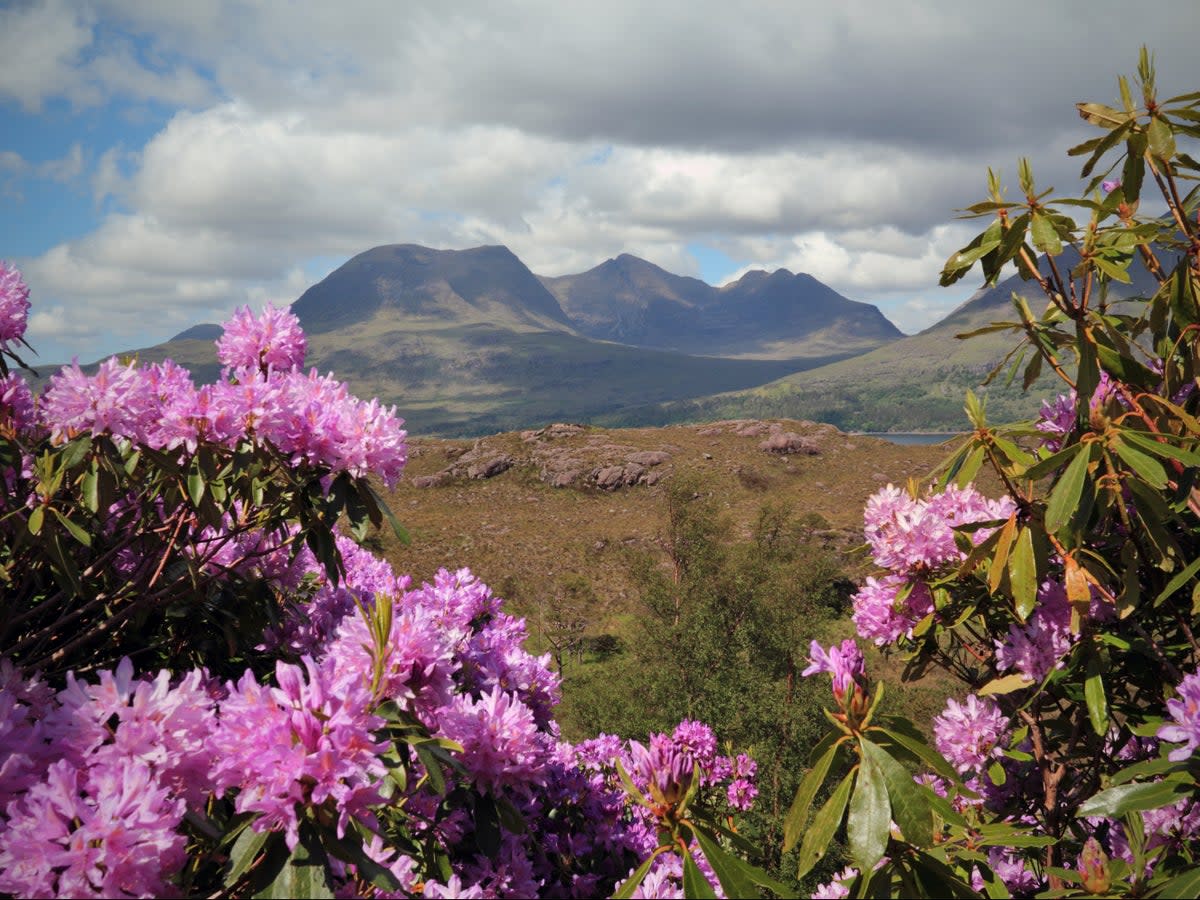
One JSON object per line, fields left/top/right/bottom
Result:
{"left": 600, "top": 255, "right": 1164, "bottom": 432}
{"left": 57, "top": 242, "right": 919, "bottom": 436}
{"left": 291, "top": 244, "right": 574, "bottom": 334}
{"left": 541, "top": 254, "right": 902, "bottom": 359}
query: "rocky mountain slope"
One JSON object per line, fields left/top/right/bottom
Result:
{"left": 541, "top": 253, "right": 902, "bottom": 359}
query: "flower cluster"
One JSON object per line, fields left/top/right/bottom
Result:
{"left": 0, "top": 261, "right": 30, "bottom": 349}
{"left": 1159, "top": 669, "right": 1200, "bottom": 762}
{"left": 932, "top": 693, "right": 1010, "bottom": 775}
{"left": 0, "top": 263, "right": 760, "bottom": 898}
{"left": 0, "top": 659, "right": 215, "bottom": 898}
{"left": 853, "top": 483, "right": 1015, "bottom": 645}
{"left": 216, "top": 303, "right": 307, "bottom": 373}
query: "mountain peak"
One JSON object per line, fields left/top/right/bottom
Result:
{"left": 290, "top": 243, "right": 571, "bottom": 333}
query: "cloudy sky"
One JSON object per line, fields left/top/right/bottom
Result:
{"left": 2, "top": 0, "right": 1197, "bottom": 363}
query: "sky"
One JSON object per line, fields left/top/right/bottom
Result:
{"left": 1, "top": 0, "right": 1198, "bottom": 364}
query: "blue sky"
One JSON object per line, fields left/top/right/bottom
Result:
{"left": 2, "top": 0, "right": 1197, "bottom": 364}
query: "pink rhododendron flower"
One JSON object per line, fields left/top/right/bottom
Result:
{"left": 1159, "top": 670, "right": 1200, "bottom": 762}
{"left": 216, "top": 303, "right": 306, "bottom": 372}
{"left": 934, "top": 694, "right": 1010, "bottom": 774}
{"left": 0, "top": 261, "right": 30, "bottom": 349}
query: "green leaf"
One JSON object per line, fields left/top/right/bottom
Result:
{"left": 978, "top": 673, "right": 1034, "bottom": 697}
{"left": 797, "top": 771, "right": 854, "bottom": 879}
{"left": 256, "top": 827, "right": 333, "bottom": 899}
{"left": 1112, "top": 436, "right": 1169, "bottom": 489}
{"left": 27, "top": 505, "right": 44, "bottom": 535}
{"left": 682, "top": 848, "right": 718, "bottom": 899}
{"left": 1045, "top": 444, "right": 1092, "bottom": 534}
{"left": 1120, "top": 429, "right": 1200, "bottom": 467}
{"left": 1009, "top": 526, "right": 1037, "bottom": 620}
{"left": 1023, "top": 443, "right": 1083, "bottom": 482}
{"left": 1078, "top": 780, "right": 1190, "bottom": 818}
{"left": 862, "top": 739, "right": 933, "bottom": 848}
{"left": 693, "top": 826, "right": 789, "bottom": 898}
{"left": 81, "top": 467, "right": 100, "bottom": 513}
{"left": 613, "top": 847, "right": 669, "bottom": 899}
{"left": 1147, "top": 116, "right": 1176, "bottom": 162}
{"left": 783, "top": 736, "right": 842, "bottom": 852}
{"left": 987, "top": 514, "right": 1018, "bottom": 594}
{"left": 1151, "top": 866, "right": 1200, "bottom": 898}
{"left": 188, "top": 470, "right": 206, "bottom": 505}
{"left": 49, "top": 507, "right": 92, "bottom": 547}
{"left": 1123, "top": 132, "right": 1147, "bottom": 203}
{"left": 1154, "top": 556, "right": 1200, "bottom": 606}
{"left": 1030, "top": 213, "right": 1062, "bottom": 255}
{"left": 1092, "top": 254, "right": 1133, "bottom": 283}
{"left": 1076, "top": 102, "right": 1130, "bottom": 129}
{"left": 877, "top": 725, "right": 960, "bottom": 784}
{"left": 1084, "top": 655, "right": 1109, "bottom": 736}
{"left": 848, "top": 744, "right": 891, "bottom": 872}
{"left": 226, "top": 824, "right": 271, "bottom": 886}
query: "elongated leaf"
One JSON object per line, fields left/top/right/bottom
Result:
{"left": 1154, "top": 556, "right": 1200, "bottom": 606}
{"left": 1045, "top": 444, "right": 1092, "bottom": 534}
{"left": 978, "top": 673, "right": 1034, "bottom": 697}
{"left": 1030, "top": 213, "right": 1062, "bottom": 255}
{"left": 1078, "top": 780, "right": 1190, "bottom": 818}
{"left": 1009, "top": 526, "right": 1037, "bottom": 620}
{"left": 797, "top": 771, "right": 854, "bottom": 879}
{"left": 1023, "top": 443, "right": 1082, "bottom": 482}
{"left": 783, "top": 737, "right": 842, "bottom": 852}
{"left": 49, "top": 507, "right": 92, "bottom": 547}
{"left": 877, "top": 725, "right": 960, "bottom": 783}
{"left": 1093, "top": 254, "right": 1133, "bottom": 283}
{"left": 1112, "top": 437, "right": 1168, "bottom": 488}
{"left": 693, "top": 826, "right": 789, "bottom": 897}
{"left": 1084, "top": 654, "right": 1109, "bottom": 736}
{"left": 27, "top": 505, "right": 44, "bottom": 535}
{"left": 1120, "top": 429, "right": 1200, "bottom": 467}
{"left": 257, "top": 833, "right": 333, "bottom": 899}
{"left": 988, "top": 513, "right": 1018, "bottom": 594}
{"left": 1148, "top": 116, "right": 1177, "bottom": 161}
{"left": 226, "top": 825, "right": 271, "bottom": 885}
{"left": 1151, "top": 866, "right": 1200, "bottom": 898}
{"left": 682, "top": 849, "right": 718, "bottom": 899}
{"left": 861, "top": 739, "right": 933, "bottom": 848}
{"left": 613, "top": 847, "right": 669, "bottom": 900}
{"left": 848, "top": 745, "right": 890, "bottom": 872}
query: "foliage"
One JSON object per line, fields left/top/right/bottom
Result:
{"left": 792, "top": 49, "right": 1200, "bottom": 898}
{"left": 563, "top": 474, "right": 855, "bottom": 893}
{"left": 0, "top": 289, "right": 774, "bottom": 897}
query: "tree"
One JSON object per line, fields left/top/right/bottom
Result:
{"left": 792, "top": 49, "right": 1200, "bottom": 898}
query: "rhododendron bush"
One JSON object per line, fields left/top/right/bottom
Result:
{"left": 0, "top": 278, "right": 780, "bottom": 897}
{"left": 791, "top": 51, "right": 1200, "bottom": 898}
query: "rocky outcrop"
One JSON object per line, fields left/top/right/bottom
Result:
{"left": 759, "top": 432, "right": 819, "bottom": 455}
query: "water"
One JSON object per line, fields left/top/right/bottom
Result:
{"left": 854, "top": 432, "right": 964, "bottom": 446}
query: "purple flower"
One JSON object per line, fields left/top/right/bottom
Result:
{"left": 0, "top": 261, "right": 30, "bottom": 349}
{"left": 1159, "top": 670, "right": 1200, "bottom": 762}
{"left": 210, "top": 657, "right": 387, "bottom": 849}
{"left": 802, "top": 638, "right": 867, "bottom": 701}
{"left": 437, "top": 686, "right": 550, "bottom": 796}
{"left": 0, "top": 758, "right": 187, "bottom": 899}
{"left": 216, "top": 303, "right": 306, "bottom": 373}
{"left": 1102, "top": 179, "right": 1122, "bottom": 194}
{"left": 994, "top": 579, "right": 1076, "bottom": 681}
{"left": 627, "top": 733, "right": 696, "bottom": 808}
{"left": 933, "top": 694, "right": 1010, "bottom": 774}
{"left": 852, "top": 575, "right": 934, "bottom": 645}
{"left": 0, "top": 372, "right": 35, "bottom": 436}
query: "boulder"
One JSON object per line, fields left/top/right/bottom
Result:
{"left": 467, "top": 455, "right": 514, "bottom": 479}
{"left": 759, "top": 432, "right": 819, "bottom": 455}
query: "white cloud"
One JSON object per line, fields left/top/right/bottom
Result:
{"left": 7, "top": 0, "right": 1199, "bottom": 363}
